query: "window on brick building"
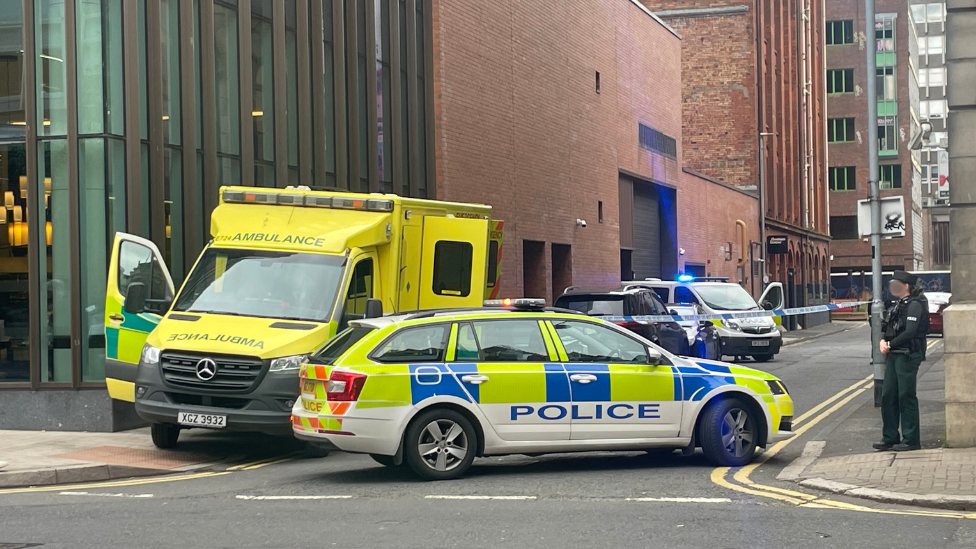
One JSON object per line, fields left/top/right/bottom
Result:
{"left": 829, "top": 167, "right": 856, "bottom": 191}
{"left": 875, "top": 16, "right": 895, "bottom": 52}
{"left": 880, "top": 164, "right": 902, "bottom": 189}
{"left": 827, "top": 69, "right": 855, "bottom": 94}
{"left": 878, "top": 116, "right": 897, "bottom": 153}
{"left": 830, "top": 216, "right": 859, "bottom": 240}
{"left": 877, "top": 66, "right": 896, "bottom": 101}
{"left": 828, "top": 117, "right": 855, "bottom": 143}
{"left": 826, "top": 20, "right": 854, "bottom": 45}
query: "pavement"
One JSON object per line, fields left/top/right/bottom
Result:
{"left": 781, "top": 319, "right": 863, "bottom": 346}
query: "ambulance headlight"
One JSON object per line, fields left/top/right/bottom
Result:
{"left": 726, "top": 319, "right": 741, "bottom": 331}
{"left": 141, "top": 344, "right": 161, "bottom": 366}
{"left": 270, "top": 354, "right": 308, "bottom": 372}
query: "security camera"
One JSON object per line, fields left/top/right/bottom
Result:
{"left": 576, "top": 219, "right": 587, "bottom": 228}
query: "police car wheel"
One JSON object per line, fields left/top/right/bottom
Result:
{"left": 404, "top": 409, "right": 477, "bottom": 480}
{"left": 370, "top": 454, "right": 398, "bottom": 467}
{"left": 699, "top": 398, "right": 757, "bottom": 467}
{"left": 150, "top": 423, "right": 180, "bottom": 449}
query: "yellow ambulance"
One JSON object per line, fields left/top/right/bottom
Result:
{"left": 103, "top": 186, "right": 503, "bottom": 449}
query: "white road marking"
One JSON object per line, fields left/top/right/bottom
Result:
{"left": 425, "top": 495, "right": 537, "bottom": 501}
{"left": 59, "top": 491, "right": 154, "bottom": 498}
{"left": 624, "top": 497, "right": 732, "bottom": 503}
{"left": 235, "top": 495, "right": 354, "bottom": 500}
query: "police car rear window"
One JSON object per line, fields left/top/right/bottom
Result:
{"left": 554, "top": 295, "right": 625, "bottom": 316}
{"left": 310, "top": 327, "right": 375, "bottom": 365}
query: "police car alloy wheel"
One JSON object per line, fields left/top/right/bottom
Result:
{"left": 404, "top": 408, "right": 477, "bottom": 480}
{"left": 698, "top": 398, "right": 758, "bottom": 467}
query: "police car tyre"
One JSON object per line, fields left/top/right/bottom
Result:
{"left": 404, "top": 408, "right": 477, "bottom": 480}
{"left": 698, "top": 398, "right": 758, "bottom": 467}
{"left": 751, "top": 354, "right": 773, "bottom": 363}
{"left": 370, "top": 454, "right": 398, "bottom": 467}
{"left": 150, "top": 423, "right": 180, "bottom": 449}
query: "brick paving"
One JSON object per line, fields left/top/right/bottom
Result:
{"left": 798, "top": 448, "right": 976, "bottom": 496}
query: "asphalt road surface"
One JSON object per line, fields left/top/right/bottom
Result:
{"left": 2, "top": 323, "right": 972, "bottom": 549}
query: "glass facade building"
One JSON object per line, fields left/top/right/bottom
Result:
{"left": 0, "top": 0, "right": 433, "bottom": 426}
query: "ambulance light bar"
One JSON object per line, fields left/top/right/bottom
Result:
{"left": 484, "top": 298, "right": 547, "bottom": 310}
{"left": 222, "top": 189, "right": 394, "bottom": 213}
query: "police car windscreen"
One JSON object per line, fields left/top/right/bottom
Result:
{"left": 172, "top": 249, "right": 345, "bottom": 322}
{"left": 553, "top": 295, "right": 625, "bottom": 316}
{"left": 694, "top": 284, "right": 760, "bottom": 311}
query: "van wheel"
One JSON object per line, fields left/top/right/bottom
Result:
{"left": 151, "top": 423, "right": 180, "bottom": 449}
{"left": 304, "top": 443, "right": 331, "bottom": 458}
{"left": 699, "top": 398, "right": 758, "bottom": 467}
{"left": 752, "top": 354, "right": 773, "bottom": 363}
{"left": 404, "top": 409, "right": 477, "bottom": 480}
{"left": 370, "top": 454, "right": 398, "bottom": 467}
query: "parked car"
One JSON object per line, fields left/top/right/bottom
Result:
{"left": 668, "top": 303, "right": 721, "bottom": 361}
{"left": 554, "top": 288, "right": 691, "bottom": 357}
{"left": 926, "top": 292, "right": 951, "bottom": 335}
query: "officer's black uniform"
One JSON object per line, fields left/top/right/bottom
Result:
{"left": 877, "top": 270, "right": 929, "bottom": 451}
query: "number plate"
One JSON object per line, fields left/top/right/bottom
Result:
{"left": 751, "top": 340, "right": 771, "bottom": 347}
{"left": 178, "top": 412, "right": 226, "bottom": 428}
{"left": 302, "top": 380, "right": 317, "bottom": 393}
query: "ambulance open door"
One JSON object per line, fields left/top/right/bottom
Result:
{"left": 418, "top": 217, "right": 489, "bottom": 310}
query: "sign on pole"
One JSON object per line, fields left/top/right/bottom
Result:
{"left": 858, "top": 195, "right": 905, "bottom": 238}
{"left": 938, "top": 149, "right": 949, "bottom": 196}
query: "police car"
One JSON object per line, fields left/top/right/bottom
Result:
{"left": 292, "top": 300, "right": 795, "bottom": 480}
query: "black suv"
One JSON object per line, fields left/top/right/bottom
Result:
{"left": 554, "top": 288, "right": 691, "bottom": 357}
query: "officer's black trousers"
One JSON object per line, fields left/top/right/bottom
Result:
{"left": 881, "top": 349, "right": 924, "bottom": 447}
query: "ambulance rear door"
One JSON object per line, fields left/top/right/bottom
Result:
{"left": 418, "top": 216, "right": 488, "bottom": 310}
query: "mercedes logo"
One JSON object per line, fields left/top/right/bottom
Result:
{"left": 195, "top": 358, "right": 218, "bottom": 381}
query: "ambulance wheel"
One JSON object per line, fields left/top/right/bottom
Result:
{"left": 699, "top": 398, "right": 757, "bottom": 467}
{"left": 752, "top": 354, "right": 773, "bottom": 363}
{"left": 151, "top": 423, "right": 180, "bottom": 449}
{"left": 404, "top": 409, "right": 477, "bottom": 480}
{"left": 370, "top": 454, "right": 398, "bottom": 467}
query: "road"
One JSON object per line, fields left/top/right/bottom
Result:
{"left": 2, "top": 323, "right": 973, "bottom": 548}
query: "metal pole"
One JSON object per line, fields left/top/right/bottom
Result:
{"left": 759, "top": 133, "right": 771, "bottom": 289}
{"left": 865, "top": 0, "right": 884, "bottom": 407}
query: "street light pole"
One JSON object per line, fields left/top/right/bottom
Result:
{"left": 865, "top": 0, "right": 884, "bottom": 406}
{"left": 759, "top": 132, "right": 774, "bottom": 291}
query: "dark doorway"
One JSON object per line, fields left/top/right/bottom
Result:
{"left": 684, "top": 263, "right": 706, "bottom": 278}
{"left": 522, "top": 240, "right": 546, "bottom": 301}
{"left": 551, "top": 244, "right": 572, "bottom": 300}
{"left": 620, "top": 249, "right": 634, "bottom": 282}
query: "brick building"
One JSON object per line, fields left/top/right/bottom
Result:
{"left": 644, "top": 0, "right": 831, "bottom": 326}
{"left": 431, "top": 0, "right": 760, "bottom": 303}
{"left": 825, "top": 0, "right": 924, "bottom": 273}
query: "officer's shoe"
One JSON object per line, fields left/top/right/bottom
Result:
{"left": 872, "top": 442, "right": 894, "bottom": 451}
{"left": 892, "top": 443, "right": 921, "bottom": 452}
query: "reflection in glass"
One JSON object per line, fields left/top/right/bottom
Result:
{"left": 164, "top": 148, "right": 183, "bottom": 280}
{"left": 0, "top": 0, "right": 26, "bottom": 132}
{"left": 161, "top": 0, "right": 182, "bottom": 145}
{"left": 38, "top": 140, "right": 71, "bottom": 382}
{"left": 215, "top": 2, "right": 240, "bottom": 156}
{"left": 252, "top": 1, "right": 275, "bottom": 185}
{"left": 286, "top": 1, "right": 299, "bottom": 168}
{"left": 138, "top": 0, "right": 148, "bottom": 140}
{"left": 76, "top": 0, "right": 124, "bottom": 135}
{"left": 416, "top": 1, "right": 427, "bottom": 196}
{"left": 35, "top": 0, "right": 69, "bottom": 136}
{"left": 319, "top": 0, "right": 336, "bottom": 187}
{"left": 357, "top": 0, "right": 368, "bottom": 191}
{"left": 376, "top": 0, "right": 392, "bottom": 191}
{"left": 398, "top": 0, "right": 409, "bottom": 196}
{"left": 0, "top": 142, "right": 29, "bottom": 382}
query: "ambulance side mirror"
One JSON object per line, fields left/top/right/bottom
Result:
{"left": 647, "top": 348, "right": 662, "bottom": 367}
{"left": 124, "top": 283, "right": 147, "bottom": 315}
{"left": 365, "top": 298, "right": 383, "bottom": 320}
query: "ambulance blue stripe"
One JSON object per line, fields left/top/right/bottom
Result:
{"left": 447, "top": 363, "right": 480, "bottom": 403}
{"left": 681, "top": 374, "right": 737, "bottom": 401}
{"left": 544, "top": 363, "right": 571, "bottom": 403}
{"left": 564, "top": 364, "right": 611, "bottom": 402}
{"left": 410, "top": 364, "right": 471, "bottom": 404}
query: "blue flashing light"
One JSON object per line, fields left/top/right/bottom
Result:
{"left": 677, "top": 274, "right": 695, "bottom": 282}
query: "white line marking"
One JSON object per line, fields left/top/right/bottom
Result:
{"left": 424, "top": 495, "right": 537, "bottom": 501}
{"left": 235, "top": 495, "right": 354, "bottom": 500}
{"left": 777, "top": 440, "right": 826, "bottom": 481}
{"left": 624, "top": 497, "right": 732, "bottom": 503}
{"left": 59, "top": 491, "right": 154, "bottom": 498}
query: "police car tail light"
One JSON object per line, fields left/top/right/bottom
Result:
{"left": 326, "top": 371, "right": 367, "bottom": 401}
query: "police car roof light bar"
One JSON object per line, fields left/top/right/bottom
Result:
{"left": 483, "top": 298, "right": 547, "bottom": 309}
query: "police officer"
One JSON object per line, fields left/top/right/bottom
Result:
{"left": 873, "top": 270, "right": 929, "bottom": 452}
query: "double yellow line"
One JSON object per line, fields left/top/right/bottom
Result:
{"left": 713, "top": 339, "right": 973, "bottom": 519}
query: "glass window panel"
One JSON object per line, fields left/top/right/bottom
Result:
{"left": 286, "top": 1, "right": 299, "bottom": 168}
{"left": 927, "top": 3, "right": 944, "bottom": 22}
{"left": 38, "top": 140, "right": 71, "bottom": 382}
{"left": 357, "top": 0, "right": 368, "bottom": 191}
{"left": 194, "top": 0, "right": 202, "bottom": 147}
{"left": 215, "top": 3, "right": 240, "bottom": 155}
{"left": 161, "top": 0, "right": 182, "bottom": 145}
{"left": 930, "top": 68, "right": 945, "bottom": 87}
{"left": 164, "top": 147, "right": 183, "bottom": 280}
{"left": 0, "top": 142, "right": 29, "bottom": 382}
{"left": 35, "top": 0, "right": 69, "bottom": 136}
{"left": 416, "top": 2, "right": 427, "bottom": 196}
{"left": 320, "top": 0, "right": 336, "bottom": 184}
{"left": 138, "top": 0, "right": 148, "bottom": 140}
{"left": 911, "top": 5, "right": 926, "bottom": 23}
{"left": 76, "top": 0, "right": 124, "bottom": 135}
{"left": 251, "top": 7, "right": 274, "bottom": 169}
{"left": 217, "top": 155, "right": 241, "bottom": 186}
{"left": 376, "top": 0, "right": 391, "bottom": 190}
{"left": 254, "top": 162, "right": 274, "bottom": 188}
{"left": 918, "top": 68, "right": 927, "bottom": 87}
{"left": 928, "top": 36, "right": 944, "bottom": 55}
{"left": 0, "top": 0, "right": 25, "bottom": 133}
{"left": 399, "top": 0, "right": 409, "bottom": 196}
{"left": 139, "top": 142, "right": 150, "bottom": 235}
{"left": 77, "top": 138, "right": 113, "bottom": 381}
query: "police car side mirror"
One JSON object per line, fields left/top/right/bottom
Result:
{"left": 365, "top": 298, "right": 383, "bottom": 320}
{"left": 647, "top": 348, "right": 662, "bottom": 366}
{"left": 124, "top": 282, "right": 147, "bottom": 315}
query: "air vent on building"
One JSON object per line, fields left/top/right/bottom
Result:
{"left": 638, "top": 123, "right": 677, "bottom": 158}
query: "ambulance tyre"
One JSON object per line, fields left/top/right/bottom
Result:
{"left": 370, "top": 454, "right": 398, "bottom": 467}
{"left": 151, "top": 423, "right": 180, "bottom": 449}
{"left": 698, "top": 397, "right": 758, "bottom": 467}
{"left": 404, "top": 408, "right": 477, "bottom": 480}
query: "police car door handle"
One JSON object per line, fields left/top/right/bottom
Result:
{"left": 570, "top": 374, "right": 598, "bottom": 384}
{"left": 461, "top": 375, "right": 489, "bottom": 385}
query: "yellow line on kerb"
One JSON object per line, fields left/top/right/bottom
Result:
{"left": 712, "top": 371, "right": 976, "bottom": 520}
{"left": 0, "top": 471, "right": 230, "bottom": 495}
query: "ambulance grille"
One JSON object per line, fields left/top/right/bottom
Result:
{"left": 160, "top": 351, "right": 265, "bottom": 392}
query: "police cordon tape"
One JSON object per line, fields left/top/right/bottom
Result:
{"left": 601, "top": 300, "right": 873, "bottom": 324}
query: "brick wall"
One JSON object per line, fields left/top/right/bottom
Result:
{"left": 431, "top": 0, "right": 685, "bottom": 301}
